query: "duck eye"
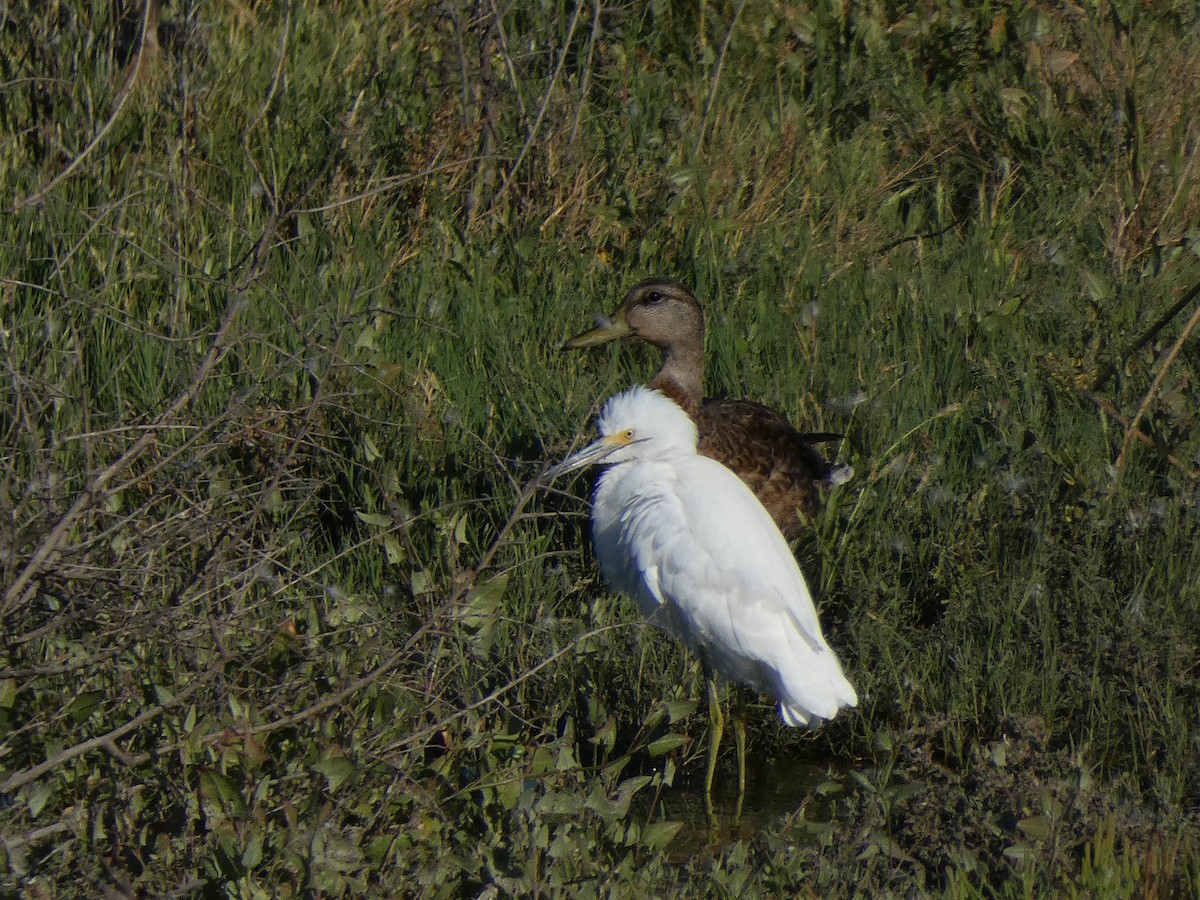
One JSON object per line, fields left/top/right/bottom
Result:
{"left": 644, "top": 291, "right": 663, "bottom": 305}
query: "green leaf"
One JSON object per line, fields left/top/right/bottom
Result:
{"left": 1018, "top": 816, "right": 1051, "bottom": 841}
{"left": 988, "top": 740, "right": 1007, "bottom": 767}
{"left": 199, "top": 770, "right": 247, "bottom": 817}
{"left": 27, "top": 783, "right": 53, "bottom": 818}
{"left": 537, "top": 790, "right": 585, "bottom": 816}
{"left": 1081, "top": 269, "right": 1111, "bottom": 304}
{"left": 885, "top": 781, "right": 924, "bottom": 803}
{"left": 460, "top": 573, "right": 509, "bottom": 628}
{"left": 366, "top": 834, "right": 394, "bottom": 864}
{"left": 814, "top": 779, "right": 845, "bottom": 796}
{"left": 647, "top": 733, "right": 687, "bottom": 757}
{"left": 352, "top": 324, "right": 376, "bottom": 352}
{"left": 660, "top": 699, "right": 698, "bottom": 723}
{"left": 363, "top": 432, "right": 383, "bottom": 462}
{"left": 68, "top": 691, "right": 104, "bottom": 724}
{"left": 492, "top": 776, "right": 522, "bottom": 811}
{"left": 589, "top": 715, "right": 617, "bottom": 755}
{"left": 641, "top": 820, "right": 684, "bottom": 849}
{"left": 1004, "top": 842, "right": 1037, "bottom": 862}
{"left": 355, "top": 510, "right": 393, "bottom": 528}
{"left": 996, "top": 295, "right": 1023, "bottom": 316}
{"left": 241, "top": 829, "right": 264, "bottom": 868}
{"left": 383, "top": 534, "right": 405, "bottom": 564}
{"left": 315, "top": 755, "right": 357, "bottom": 792}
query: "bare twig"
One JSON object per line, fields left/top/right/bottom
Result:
{"left": 1091, "top": 279, "right": 1200, "bottom": 393}
{"left": 692, "top": 0, "right": 747, "bottom": 158}
{"left": 491, "top": 0, "right": 586, "bottom": 206}
{"left": 295, "top": 156, "right": 500, "bottom": 215}
{"left": 1, "top": 177, "right": 298, "bottom": 617}
{"left": 0, "top": 293, "right": 249, "bottom": 617}
{"left": 12, "top": 1, "right": 153, "bottom": 212}
{"left": 1079, "top": 388, "right": 1197, "bottom": 479}
{"left": 1115, "top": 295, "right": 1200, "bottom": 473}
{"left": 568, "top": 0, "right": 603, "bottom": 144}
{"left": 0, "top": 821, "right": 73, "bottom": 879}
{"left": 130, "top": 575, "right": 480, "bottom": 770}
{"left": 0, "top": 661, "right": 222, "bottom": 795}
{"left": 381, "top": 622, "right": 631, "bottom": 755}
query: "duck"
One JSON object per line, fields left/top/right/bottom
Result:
{"left": 564, "top": 278, "right": 851, "bottom": 542}
{"left": 550, "top": 386, "right": 857, "bottom": 807}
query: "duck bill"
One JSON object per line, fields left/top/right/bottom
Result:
{"left": 563, "top": 307, "right": 632, "bottom": 349}
{"left": 548, "top": 434, "right": 626, "bottom": 478}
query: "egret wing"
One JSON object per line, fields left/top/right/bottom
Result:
{"left": 668, "top": 456, "right": 825, "bottom": 634}
{"left": 597, "top": 456, "right": 854, "bottom": 721}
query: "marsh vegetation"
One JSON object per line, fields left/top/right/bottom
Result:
{"left": 1, "top": 1, "right": 1198, "bottom": 895}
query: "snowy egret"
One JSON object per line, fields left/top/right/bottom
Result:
{"left": 564, "top": 279, "right": 853, "bottom": 543}
{"left": 551, "top": 386, "right": 857, "bottom": 806}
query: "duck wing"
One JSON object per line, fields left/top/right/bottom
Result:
{"left": 696, "top": 398, "right": 852, "bottom": 540}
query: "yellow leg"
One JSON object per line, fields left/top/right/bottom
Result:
{"left": 733, "top": 700, "right": 747, "bottom": 821}
{"left": 704, "top": 675, "right": 724, "bottom": 814}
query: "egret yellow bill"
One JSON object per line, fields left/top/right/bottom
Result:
{"left": 551, "top": 386, "right": 857, "bottom": 807}
{"left": 564, "top": 279, "right": 852, "bottom": 543}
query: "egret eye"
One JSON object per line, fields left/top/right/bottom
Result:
{"left": 623, "top": 428, "right": 636, "bottom": 441}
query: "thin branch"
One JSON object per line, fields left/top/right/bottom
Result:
{"left": 294, "top": 156, "right": 500, "bottom": 215}
{"left": 0, "top": 662, "right": 222, "bottom": 795}
{"left": 12, "top": 1, "right": 153, "bottom": 212}
{"left": 1115, "top": 295, "right": 1200, "bottom": 473}
{"left": 382, "top": 622, "right": 631, "bottom": 755}
{"left": 0, "top": 291, "right": 249, "bottom": 617}
{"left": 491, "top": 0, "right": 585, "bottom": 205}
{"left": 692, "top": 0, "right": 747, "bottom": 158}
{"left": 568, "top": 0, "right": 602, "bottom": 144}
{"left": 0, "top": 194, "right": 295, "bottom": 618}
{"left": 1079, "top": 388, "right": 1197, "bottom": 479}
{"left": 128, "top": 581, "right": 479, "bottom": 769}
{"left": 1091, "top": 279, "right": 1200, "bottom": 392}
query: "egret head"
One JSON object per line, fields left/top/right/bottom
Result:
{"left": 563, "top": 279, "right": 704, "bottom": 352}
{"left": 551, "top": 387, "right": 698, "bottom": 477}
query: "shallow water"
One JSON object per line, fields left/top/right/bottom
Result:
{"left": 640, "top": 754, "right": 845, "bottom": 857}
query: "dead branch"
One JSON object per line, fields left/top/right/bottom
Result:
{"left": 1115, "top": 295, "right": 1200, "bottom": 473}
{"left": 1091, "top": 279, "right": 1200, "bottom": 393}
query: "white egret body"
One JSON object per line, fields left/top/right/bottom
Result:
{"left": 554, "top": 386, "right": 857, "bottom": 732}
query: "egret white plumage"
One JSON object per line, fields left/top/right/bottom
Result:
{"left": 551, "top": 386, "right": 857, "bottom": 805}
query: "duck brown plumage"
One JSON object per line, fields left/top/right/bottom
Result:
{"left": 564, "top": 278, "right": 850, "bottom": 542}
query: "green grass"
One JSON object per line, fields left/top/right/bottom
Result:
{"left": 2, "top": 0, "right": 1199, "bottom": 895}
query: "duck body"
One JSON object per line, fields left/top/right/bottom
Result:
{"left": 551, "top": 386, "right": 858, "bottom": 726}
{"left": 565, "top": 279, "right": 850, "bottom": 542}
{"left": 698, "top": 397, "right": 846, "bottom": 523}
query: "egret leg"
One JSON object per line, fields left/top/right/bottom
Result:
{"left": 733, "top": 695, "right": 747, "bottom": 821}
{"left": 704, "top": 675, "right": 723, "bottom": 814}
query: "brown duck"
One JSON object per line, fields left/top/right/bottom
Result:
{"left": 564, "top": 278, "right": 851, "bottom": 542}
